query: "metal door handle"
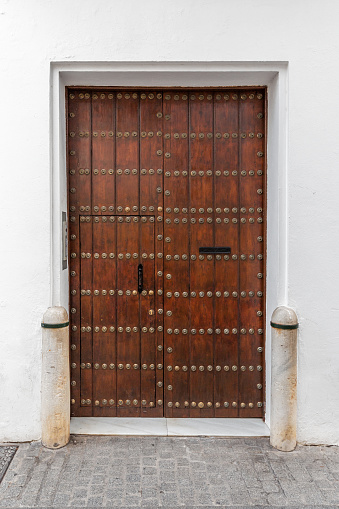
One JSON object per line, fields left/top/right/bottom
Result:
{"left": 138, "top": 264, "right": 143, "bottom": 293}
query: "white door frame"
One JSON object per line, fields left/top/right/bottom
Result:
{"left": 50, "top": 61, "right": 289, "bottom": 428}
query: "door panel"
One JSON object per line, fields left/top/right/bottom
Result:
{"left": 67, "top": 88, "right": 266, "bottom": 418}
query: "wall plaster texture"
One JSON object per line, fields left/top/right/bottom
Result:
{"left": 0, "top": 0, "right": 338, "bottom": 445}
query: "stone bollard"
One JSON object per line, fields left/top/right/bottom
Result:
{"left": 41, "top": 306, "right": 70, "bottom": 449}
{"left": 270, "top": 306, "right": 298, "bottom": 451}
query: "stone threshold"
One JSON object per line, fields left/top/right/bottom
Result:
{"left": 71, "top": 417, "right": 270, "bottom": 437}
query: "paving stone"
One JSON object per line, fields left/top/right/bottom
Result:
{"left": 0, "top": 438, "right": 338, "bottom": 507}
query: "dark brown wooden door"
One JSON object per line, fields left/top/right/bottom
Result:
{"left": 68, "top": 89, "right": 266, "bottom": 418}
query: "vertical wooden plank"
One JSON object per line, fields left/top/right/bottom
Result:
{"left": 154, "top": 217, "right": 164, "bottom": 415}
{"left": 140, "top": 91, "right": 164, "bottom": 415}
{"left": 69, "top": 216, "right": 81, "bottom": 416}
{"left": 139, "top": 217, "right": 157, "bottom": 413}
{"left": 189, "top": 91, "right": 214, "bottom": 417}
{"left": 116, "top": 216, "right": 141, "bottom": 416}
{"left": 238, "top": 89, "right": 265, "bottom": 416}
{"left": 68, "top": 90, "right": 92, "bottom": 215}
{"left": 213, "top": 91, "right": 240, "bottom": 416}
{"left": 92, "top": 216, "right": 117, "bottom": 416}
{"left": 163, "top": 91, "right": 190, "bottom": 417}
{"left": 79, "top": 217, "right": 93, "bottom": 412}
{"left": 91, "top": 91, "right": 115, "bottom": 215}
{"left": 68, "top": 89, "right": 92, "bottom": 416}
{"left": 140, "top": 91, "right": 163, "bottom": 213}
{"left": 115, "top": 92, "right": 139, "bottom": 214}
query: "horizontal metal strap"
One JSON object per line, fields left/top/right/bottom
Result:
{"left": 41, "top": 321, "right": 69, "bottom": 329}
{"left": 270, "top": 321, "right": 298, "bottom": 330}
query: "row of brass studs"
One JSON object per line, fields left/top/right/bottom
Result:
{"left": 167, "top": 365, "right": 263, "bottom": 372}
{"left": 70, "top": 92, "right": 263, "bottom": 101}
{"left": 71, "top": 325, "right": 263, "bottom": 334}
{"left": 70, "top": 290, "right": 264, "bottom": 299}
{"left": 69, "top": 130, "right": 264, "bottom": 139}
{"left": 80, "top": 363, "right": 158, "bottom": 370}
{"left": 166, "top": 328, "right": 263, "bottom": 335}
{"left": 164, "top": 217, "right": 263, "bottom": 224}
{"left": 164, "top": 170, "right": 263, "bottom": 177}
{"left": 163, "top": 254, "right": 263, "bottom": 265}
{"left": 76, "top": 216, "right": 264, "bottom": 226}
{"left": 70, "top": 169, "right": 264, "bottom": 178}
{"left": 72, "top": 289, "right": 263, "bottom": 298}
{"left": 78, "top": 252, "right": 156, "bottom": 259}
{"left": 69, "top": 169, "right": 162, "bottom": 176}
{"left": 201, "top": 208, "right": 261, "bottom": 214}
{"left": 78, "top": 398, "right": 161, "bottom": 407}
{"left": 74, "top": 208, "right": 263, "bottom": 216}
{"left": 165, "top": 253, "right": 263, "bottom": 261}
{"left": 72, "top": 325, "right": 161, "bottom": 333}
{"left": 78, "top": 290, "right": 155, "bottom": 296}
{"left": 77, "top": 215, "right": 264, "bottom": 227}
{"left": 74, "top": 364, "right": 263, "bottom": 372}
{"left": 77, "top": 216, "right": 156, "bottom": 223}
{"left": 80, "top": 206, "right": 159, "bottom": 213}
{"left": 163, "top": 131, "right": 263, "bottom": 139}
{"left": 93, "top": 400, "right": 162, "bottom": 407}
{"left": 164, "top": 290, "right": 264, "bottom": 297}
{"left": 73, "top": 206, "right": 263, "bottom": 214}
{"left": 166, "top": 290, "right": 263, "bottom": 297}
{"left": 73, "top": 169, "right": 263, "bottom": 177}
{"left": 164, "top": 93, "right": 263, "bottom": 101}
{"left": 76, "top": 289, "right": 152, "bottom": 296}
{"left": 74, "top": 252, "right": 263, "bottom": 260}
{"left": 167, "top": 401, "right": 263, "bottom": 408}
{"left": 166, "top": 207, "right": 262, "bottom": 214}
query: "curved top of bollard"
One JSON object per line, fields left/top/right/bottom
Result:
{"left": 42, "top": 306, "right": 69, "bottom": 327}
{"left": 271, "top": 306, "right": 298, "bottom": 328}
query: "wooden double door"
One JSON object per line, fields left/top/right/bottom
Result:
{"left": 67, "top": 88, "right": 266, "bottom": 418}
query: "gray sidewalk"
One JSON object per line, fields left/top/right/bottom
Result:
{"left": 0, "top": 436, "right": 338, "bottom": 508}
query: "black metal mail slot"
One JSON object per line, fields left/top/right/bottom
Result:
{"left": 199, "top": 247, "right": 231, "bottom": 254}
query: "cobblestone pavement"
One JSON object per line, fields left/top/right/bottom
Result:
{"left": 0, "top": 436, "right": 338, "bottom": 508}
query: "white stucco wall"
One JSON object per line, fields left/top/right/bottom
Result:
{"left": 0, "top": 0, "right": 338, "bottom": 444}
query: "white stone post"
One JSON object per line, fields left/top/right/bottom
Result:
{"left": 270, "top": 306, "right": 298, "bottom": 451}
{"left": 41, "top": 306, "right": 70, "bottom": 449}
